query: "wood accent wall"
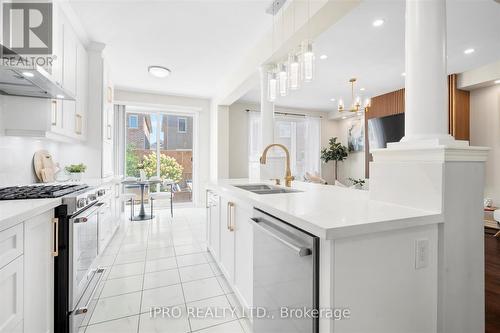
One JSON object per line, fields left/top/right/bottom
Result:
{"left": 364, "top": 75, "right": 470, "bottom": 178}
{"left": 448, "top": 74, "right": 470, "bottom": 140}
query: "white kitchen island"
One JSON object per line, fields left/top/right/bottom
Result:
{"left": 206, "top": 179, "right": 443, "bottom": 333}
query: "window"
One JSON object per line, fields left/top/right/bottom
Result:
{"left": 178, "top": 117, "right": 187, "bottom": 133}
{"left": 128, "top": 115, "right": 138, "bottom": 128}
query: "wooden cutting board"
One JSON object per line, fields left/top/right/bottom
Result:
{"left": 33, "top": 150, "right": 58, "bottom": 183}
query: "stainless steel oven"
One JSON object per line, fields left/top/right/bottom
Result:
{"left": 54, "top": 186, "right": 109, "bottom": 333}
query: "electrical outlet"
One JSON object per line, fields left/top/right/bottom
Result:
{"left": 415, "top": 239, "right": 429, "bottom": 269}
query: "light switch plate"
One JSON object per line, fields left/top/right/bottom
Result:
{"left": 415, "top": 238, "right": 429, "bottom": 269}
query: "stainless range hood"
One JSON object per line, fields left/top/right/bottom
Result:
{"left": 0, "top": 45, "right": 75, "bottom": 100}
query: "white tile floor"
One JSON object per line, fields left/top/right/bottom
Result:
{"left": 79, "top": 208, "right": 252, "bottom": 333}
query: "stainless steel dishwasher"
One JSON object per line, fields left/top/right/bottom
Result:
{"left": 251, "top": 208, "right": 319, "bottom": 333}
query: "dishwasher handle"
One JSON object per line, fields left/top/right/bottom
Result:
{"left": 251, "top": 217, "right": 312, "bottom": 257}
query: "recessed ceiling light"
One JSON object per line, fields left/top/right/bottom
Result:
{"left": 372, "top": 19, "right": 385, "bottom": 27}
{"left": 56, "top": 94, "right": 65, "bottom": 99}
{"left": 320, "top": 54, "right": 328, "bottom": 60}
{"left": 401, "top": 72, "right": 406, "bottom": 76}
{"left": 342, "top": 116, "right": 347, "bottom": 120}
{"left": 22, "top": 71, "right": 34, "bottom": 77}
{"left": 360, "top": 87, "right": 366, "bottom": 91}
{"left": 494, "top": 79, "right": 500, "bottom": 84}
{"left": 464, "top": 48, "right": 475, "bottom": 55}
{"left": 330, "top": 98, "right": 336, "bottom": 102}
{"left": 148, "top": 66, "right": 171, "bottom": 78}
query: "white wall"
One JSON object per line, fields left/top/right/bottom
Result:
{"left": 228, "top": 101, "right": 369, "bottom": 185}
{"left": 0, "top": 96, "right": 102, "bottom": 186}
{"left": 470, "top": 84, "right": 500, "bottom": 205}
{"left": 114, "top": 89, "right": 211, "bottom": 207}
{"left": 334, "top": 117, "right": 366, "bottom": 184}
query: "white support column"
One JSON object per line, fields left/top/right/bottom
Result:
{"left": 369, "top": 1, "right": 489, "bottom": 332}
{"left": 401, "top": 0, "right": 454, "bottom": 145}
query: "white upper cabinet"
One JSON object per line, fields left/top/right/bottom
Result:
{"left": 2, "top": 3, "right": 88, "bottom": 142}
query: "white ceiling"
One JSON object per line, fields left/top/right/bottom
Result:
{"left": 68, "top": 0, "right": 273, "bottom": 98}
{"left": 239, "top": 0, "right": 500, "bottom": 111}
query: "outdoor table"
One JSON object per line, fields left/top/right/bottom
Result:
{"left": 122, "top": 179, "right": 161, "bottom": 221}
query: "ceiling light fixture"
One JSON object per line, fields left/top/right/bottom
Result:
{"left": 494, "top": 79, "right": 500, "bottom": 84}
{"left": 330, "top": 98, "right": 336, "bottom": 102}
{"left": 278, "top": 63, "right": 288, "bottom": 97}
{"left": 401, "top": 72, "right": 406, "bottom": 76}
{"left": 360, "top": 87, "right": 366, "bottom": 91}
{"left": 464, "top": 48, "right": 475, "bottom": 55}
{"left": 338, "top": 78, "right": 370, "bottom": 113}
{"left": 148, "top": 66, "right": 171, "bottom": 78}
{"left": 22, "top": 71, "right": 34, "bottom": 78}
{"left": 372, "top": 19, "right": 385, "bottom": 27}
{"left": 320, "top": 54, "right": 328, "bottom": 60}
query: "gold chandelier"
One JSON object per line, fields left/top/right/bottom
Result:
{"left": 338, "top": 78, "right": 371, "bottom": 113}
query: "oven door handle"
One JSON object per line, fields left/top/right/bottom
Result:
{"left": 73, "top": 268, "right": 106, "bottom": 315}
{"left": 73, "top": 203, "right": 105, "bottom": 223}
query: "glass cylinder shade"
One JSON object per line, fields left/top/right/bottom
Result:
{"left": 289, "top": 55, "right": 300, "bottom": 90}
{"left": 303, "top": 43, "right": 314, "bottom": 82}
{"left": 268, "top": 72, "right": 277, "bottom": 102}
{"left": 278, "top": 64, "right": 288, "bottom": 97}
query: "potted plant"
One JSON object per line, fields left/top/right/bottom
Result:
{"left": 321, "top": 137, "right": 348, "bottom": 182}
{"left": 349, "top": 177, "right": 366, "bottom": 190}
{"left": 65, "top": 163, "right": 87, "bottom": 181}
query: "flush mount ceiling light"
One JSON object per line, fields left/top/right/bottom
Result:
{"left": 464, "top": 48, "right": 475, "bottom": 55}
{"left": 148, "top": 66, "right": 171, "bottom": 78}
{"left": 330, "top": 98, "right": 336, "bottom": 102}
{"left": 372, "top": 19, "right": 385, "bottom": 27}
{"left": 22, "top": 71, "right": 34, "bottom": 78}
{"left": 320, "top": 54, "right": 328, "bottom": 60}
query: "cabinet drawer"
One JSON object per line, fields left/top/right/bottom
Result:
{"left": 0, "top": 256, "right": 24, "bottom": 333}
{"left": 0, "top": 224, "right": 24, "bottom": 269}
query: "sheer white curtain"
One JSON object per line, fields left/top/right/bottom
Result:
{"left": 304, "top": 116, "right": 321, "bottom": 176}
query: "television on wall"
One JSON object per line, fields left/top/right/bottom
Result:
{"left": 368, "top": 113, "right": 405, "bottom": 149}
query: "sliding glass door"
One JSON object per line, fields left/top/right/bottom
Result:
{"left": 125, "top": 109, "right": 194, "bottom": 204}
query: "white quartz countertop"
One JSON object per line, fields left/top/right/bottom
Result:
{"left": 207, "top": 179, "right": 443, "bottom": 239}
{"left": 0, "top": 198, "right": 61, "bottom": 232}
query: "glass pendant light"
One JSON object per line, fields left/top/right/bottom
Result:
{"left": 278, "top": 63, "right": 288, "bottom": 96}
{"left": 338, "top": 99, "right": 344, "bottom": 112}
{"left": 303, "top": 43, "right": 314, "bottom": 82}
{"left": 268, "top": 71, "right": 277, "bottom": 102}
{"left": 289, "top": 54, "right": 300, "bottom": 90}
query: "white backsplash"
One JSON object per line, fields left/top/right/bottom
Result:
{"left": 0, "top": 96, "right": 102, "bottom": 186}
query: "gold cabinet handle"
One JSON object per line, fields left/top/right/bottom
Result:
{"left": 227, "top": 202, "right": 235, "bottom": 232}
{"left": 52, "top": 218, "right": 59, "bottom": 257}
{"left": 51, "top": 100, "right": 58, "bottom": 126}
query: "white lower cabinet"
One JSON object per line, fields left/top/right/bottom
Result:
{"left": 207, "top": 191, "right": 254, "bottom": 309}
{"left": 207, "top": 191, "right": 221, "bottom": 261}
{"left": 219, "top": 198, "right": 235, "bottom": 283}
{"left": 0, "top": 256, "right": 23, "bottom": 333}
{"left": 0, "top": 211, "right": 55, "bottom": 333}
{"left": 23, "top": 211, "right": 55, "bottom": 333}
{"left": 233, "top": 203, "right": 253, "bottom": 308}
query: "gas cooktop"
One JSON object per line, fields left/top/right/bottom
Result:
{"left": 0, "top": 184, "right": 89, "bottom": 200}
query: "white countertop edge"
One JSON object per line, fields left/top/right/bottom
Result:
{"left": 207, "top": 179, "right": 443, "bottom": 240}
{"left": 0, "top": 198, "right": 61, "bottom": 232}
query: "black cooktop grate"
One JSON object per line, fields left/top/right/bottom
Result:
{"left": 0, "top": 184, "right": 88, "bottom": 200}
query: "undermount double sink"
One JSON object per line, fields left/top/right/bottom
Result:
{"left": 233, "top": 184, "right": 302, "bottom": 195}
